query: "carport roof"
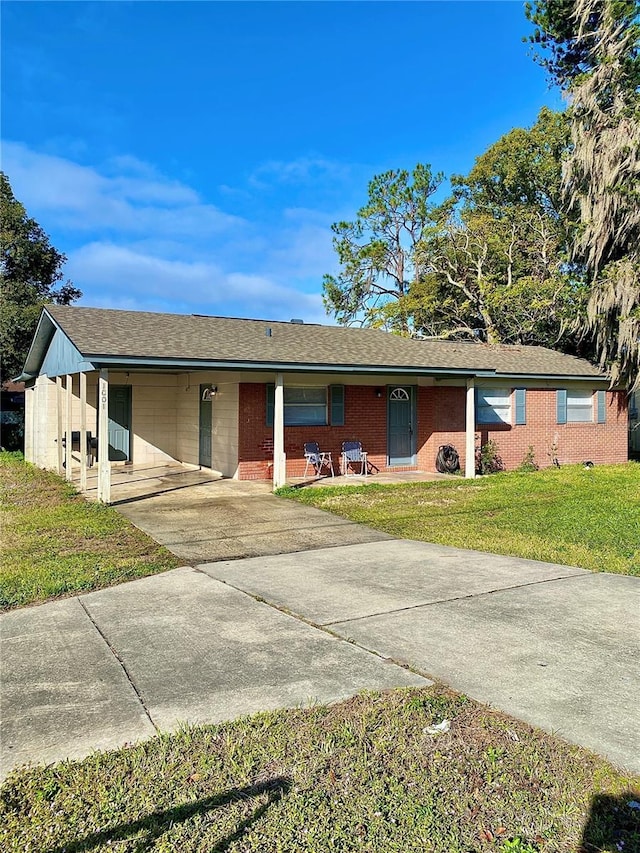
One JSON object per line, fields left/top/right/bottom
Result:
{"left": 23, "top": 305, "right": 607, "bottom": 381}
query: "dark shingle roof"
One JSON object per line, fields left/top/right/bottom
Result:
{"left": 45, "top": 305, "right": 606, "bottom": 379}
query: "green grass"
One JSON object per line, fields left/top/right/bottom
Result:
{"left": 278, "top": 463, "right": 640, "bottom": 575}
{"left": 1, "top": 686, "right": 638, "bottom": 852}
{"left": 0, "top": 453, "right": 181, "bottom": 610}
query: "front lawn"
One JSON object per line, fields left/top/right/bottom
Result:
{"left": 1, "top": 686, "right": 638, "bottom": 852}
{"left": 0, "top": 454, "right": 180, "bottom": 610}
{"left": 280, "top": 464, "right": 640, "bottom": 575}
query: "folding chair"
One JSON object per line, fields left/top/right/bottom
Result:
{"left": 341, "top": 440, "right": 368, "bottom": 476}
{"left": 303, "top": 442, "right": 334, "bottom": 478}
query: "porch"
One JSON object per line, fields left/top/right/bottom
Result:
{"left": 74, "top": 461, "right": 453, "bottom": 505}
{"left": 27, "top": 364, "right": 477, "bottom": 504}
{"left": 74, "top": 462, "right": 228, "bottom": 504}
{"left": 289, "top": 468, "right": 454, "bottom": 488}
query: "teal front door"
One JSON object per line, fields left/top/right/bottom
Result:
{"left": 108, "top": 385, "right": 132, "bottom": 462}
{"left": 199, "top": 386, "right": 212, "bottom": 468}
{"left": 387, "top": 386, "right": 415, "bottom": 465}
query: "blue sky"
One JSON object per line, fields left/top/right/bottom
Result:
{"left": 2, "top": 1, "right": 560, "bottom": 323}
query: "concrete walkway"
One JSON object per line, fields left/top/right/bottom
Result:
{"left": 2, "top": 540, "right": 638, "bottom": 781}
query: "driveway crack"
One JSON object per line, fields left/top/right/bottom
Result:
{"left": 76, "top": 597, "right": 159, "bottom": 733}
{"left": 193, "top": 569, "right": 433, "bottom": 682}
{"left": 323, "top": 571, "right": 592, "bottom": 626}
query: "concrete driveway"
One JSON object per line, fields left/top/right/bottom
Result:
{"left": 115, "top": 477, "right": 392, "bottom": 563}
{"left": 2, "top": 538, "right": 638, "bottom": 781}
{"left": 1, "top": 566, "right": 427, "bottom": 781}
{"left": 205, "top": 541, "right": 640, "bottom": 772}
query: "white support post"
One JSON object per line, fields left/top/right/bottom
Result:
{"left": 56, "top": 376, "right": 64, "bottom": 475}
{"left": 272, "top": 373, "right": 286, "bottom": 489}
{"left": 80, "top": 371, "right": 87, "bottom": 493}
{"left": 98, "top": 369, "right": 111, "bottom": 503}
{"left": 65, "top": 375, "right": 73, "bottom": 482}
{"left": 465, "top": 377, "right": 476, "bottom": 480}
{"left": 25, "top": 386, "right": 33, "bottom": 463}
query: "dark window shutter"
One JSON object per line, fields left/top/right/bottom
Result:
{"left": 266, "top": 384, "right": 275, "bottom": 427}
{"left": 330, "top": 385, "right": 344, "bottom": 426}
{"left": 515, "top": 388, "right": 526, "bottom": 425}
{"left": 597, "top": 389, "right": 606, "bottom": 424}
{"left": 557, "top": 389, "right": 567, "bottom": 424}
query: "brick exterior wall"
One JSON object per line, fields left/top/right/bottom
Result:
{"left": 419, "top": 386, "right": 628, "bottom": 473}
{"left": 238, "top": 383, "right": 392, "bottom": 479}
{"left": 237, "top": 382, "right": 628, "bottom": 480}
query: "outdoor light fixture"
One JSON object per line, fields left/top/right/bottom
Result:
{"left": 201, "top": 386, "right": 217, "bottom": 401}
{"left": 375, "top": 388, "right": 382, "bottom": 398}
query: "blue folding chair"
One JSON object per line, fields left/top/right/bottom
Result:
{"left": 341, "top": 440, "right": 368, "bottom": 476}
{"left": 303, "top": 442, "right": 334, "bottom": 478}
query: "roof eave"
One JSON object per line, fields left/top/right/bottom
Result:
{"left": 86, "top": 355, "right": 609, "bottom": 382}
{"left": 87, "top": 355, "right": 493, "bottom": 376}
{"left": 15, "top": 308, "right": 57, "bottom": 381}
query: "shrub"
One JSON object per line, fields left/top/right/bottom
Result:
{"left": 475, "top": 440, "right": 505, "bottom": 475}
{"left": 517, "top": 446, "right": 539, "bottom": 473}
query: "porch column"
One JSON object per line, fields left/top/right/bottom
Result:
{"left": 80, "top": 371, "right": 88, "bottom": 493}
{"left": 25, "top": 386, "right": 34, "bottom": 463}
{"left": 56, "top": 376, "right": 64, "bottom": 475}
{"left": 64, "top": 375, "right": 73, "bottom": 482}
{"left": 272, "top": 372, "right": 286, "bottom": 489}
{"left": 465, "top": 377, "right": 476, "bottom": 480}
{"left": 97, "top": 369, "right": 111, "bottom": 503}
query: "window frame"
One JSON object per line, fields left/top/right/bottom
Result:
{"left": 283, "top": 385, "right": 328, "bottom": 427}
{"left": 266, "top": 384, "right": 345, "bottom": 428}
{"left": 565, "top": 389, "right": 594, "bottom": 423}
{"left": 475, "top": 387, "right": 512, "bottom": 425}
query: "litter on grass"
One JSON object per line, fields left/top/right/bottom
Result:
{"left": 424, "top": 720, "right": 451, "bottom": 735}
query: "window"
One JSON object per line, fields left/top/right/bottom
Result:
{"left": 557, "top": 389, "right": 594, "bottom": 423}
{"left": 267, "top": 385, "right": 345, "bottom": 427}
{"left": 476, "top": 388, "right": 511, "bottom": 424}
{"left": 284, "top": 386, "right": 327, "bottom": 425}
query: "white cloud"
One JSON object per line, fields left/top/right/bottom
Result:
{"left": 2, "top": 141, "right": 243, "bottom": 236}
{"left": 69, "top": 242, "right": 328, "bottom": 323}
{"left": 2, "top": 140, "right": 342, "bottom": 324}
{"left": 249, "top": 155, "right": 351, "bottom": 189}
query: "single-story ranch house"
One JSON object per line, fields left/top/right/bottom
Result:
{"left": 18, "top": 305, "right": 628, "bottom": 502}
